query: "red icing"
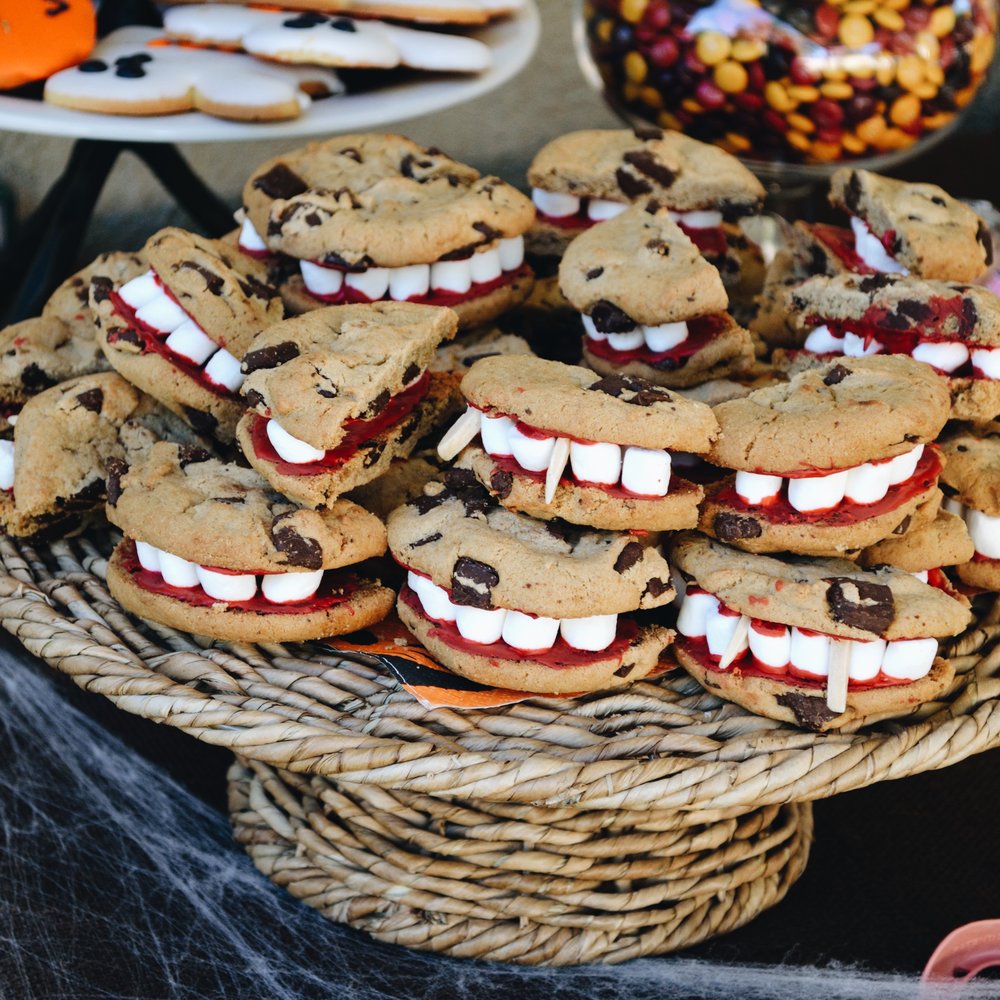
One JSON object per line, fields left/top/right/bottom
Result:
{"left": 120, "top": 540, "right": 360, "bottom": 615}
{"left": 972, "top": 552, "right": 1000, "bottom": 564}
{"left": 304, "top": 263, "right": 530, "bottom": 309}
{"left": 678, "top": 635, "right": 912, "bottom": 690}
{"left": 401, "top": 587, "right": 639, "bottom": 670}
{"left": 715, "top": 447, "right": 941, "bottom": 526}
{"left": 108, "top": 285, "right": 232, "bottom": 401}
{"left": 584, "top": 313, "right": 729, "bottom": 370}
{"left": 536, "top": 209, "right": 593, "bottom": 231}
{"left": 250, "top": 370, "right": 429, "bottom": 477}
{"left": 489, "top": 453, "right": 699, "bottom": 502}
{"left": 807, "top": 223, "right": 877, "bottom": 275}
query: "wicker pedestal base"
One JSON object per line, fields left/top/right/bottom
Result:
{"left": 228, "top": 759, "right": 813, "bottom": 965}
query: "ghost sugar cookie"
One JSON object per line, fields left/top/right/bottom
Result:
{"left": 106, "top": 441, "right": 393, "bottom": 643}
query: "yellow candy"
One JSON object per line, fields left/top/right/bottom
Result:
{"left": 889, "top": 93, "right": 921, "bottom": 127}
{"left": 842, "top": 132, "right": 867, "bottom": 154}
{"left": 839, "top": 14, "right": 875, "bottom": 47}
{"left": 787, "top": 112, "right": 816, "bottom": 133}
{"left": 915, "top": 31, "right": 940, "bottom": 62}
{"left": 896, "top": 54, "right": 925, "bottom": 91}
{"left": 639, "top": 85, "right": 663, "bottom": 108}
{"left": 714, "top": 59, "right": 749, "bottom": 93}
{"left": 786, "top": 130, "right": 811, "bottom": 152}
{"left": 658, "top": 111, "right": 683, "bottom": 130}
{"left": 681, "top": 97, "right": 704, "bottom": 114}
{"left": 844, "top": 0, "right": 876, "bottom": 13}
{"left": 732, "top": 37, "right": 767, "bottom": 62}
{"left": 821, "top": 80, "right": 854, "bottom": 99}
{"left": 695, "top": 31, "right": 732, "bottom": 66}
{"left": 874, "top": 7, "right": 905, "bottom": 30}
{"left": 765, "top": 81, "right": 797, "bottom": 111}
{"left": 620, "top": 0, "right": 648, "bottom": 23}
{"left": 856, "top": 114, "right": 887, "bottom": 143}
{"left": 788, "top": 84, "right": 821, "bottom": 102}
{"left": 724, "top": 131, "right": 752, "bottom": 152}
{"left": 811, "top": 140, "right": 842, "bottom": 161}
{"left": 929, "top": 5, "right": 956, "bottom": 37}
{"left": 625, "top": 51, "right": 647, "bottom": 83}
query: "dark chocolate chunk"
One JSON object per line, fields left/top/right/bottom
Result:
{"left": 897, "top": 299, "right": 932, "bottom": 324}
{"left": 178, "top": 261, "right": 224, "bottom": 296}
{"left": 238, "top": 275, "right": 279, "bottom": 301}
{"left": 544, "top": 518, "right": 585, "bottom": 549}
{"left": 823, "top": 364, "right": 851, "bottom": 386}
{"left": 245, "top": 389, "right": 266, "bottom": 410}
{"left": 613, "top": 662, "right": 634, "bottom": 678}
{"left": 623, "top": 150, "right": 677, "bottom": 189}
{"left": 398, "top": 413, "right": 421, "bottom": 444}
{"left": 269, "top": 513, "right": 323, "bottom": 570}
{"left": 108, "top": 328, "right": 143, "bottom": 349}
{"left": 590, "top": 300, "right": 637, "bottom": 334}
{"left": 75, "top": 388, "right": 103, "bottom": 413}
{"left": 105, "top": 458, "right": 128, "bottom": 507}
{"left": 177, "top": 445, "right": 212, "bottom": 468}
{"left": 615, "top": 167, "right": 652, "bottom": 199}
{"left": 962, "top": 297, "right": 978, "bottom": 332}
{"left": 473, "top": 222, "right": 502, "bottom": 244}
{"left": 490, "top": 468, "right": 513, "bottom": 499}
{"left": 585, "top": 267, "right": 604, "bottom": 280}
{"left": 21, "top": 364, "right": 54, "bottom": 392}
{"left": 411, "top": 533, "right": 441, "bottom": 548}
{"left": 613, "top": 541, "right": 644, "bottom": 574}
{"left": 450, "top": 556, "right": 499, "bottom": 609}
{"left": 65, "top": 477, "right": 106, "bottom": 509}
{"left": 214, "top": 496, "right": 245, "bottom": 505}
{"left": 645, "top": 238, "right": 669, "bottom": 255}
{"left": 253, "top": 164, "right": 308, "bottom": 200}
{"left": 412, "top": 491, "right": 447, "bottom": 515}
{"left": 714, "top": 512, "right": 762, "bottom": 541}
{"left": 362, "top": 441, "right": 386, "bottom": 468}
{"left": 892, "top": 515, "right": 912, "bottom": 536}
{"left": 977, "top": 221, "right": 994, "bottom": 267}
{"left": 857, "top": 273, "right": 894, "bottom": 293}
{"left": 362, "top": 389, "right": 390, "bottom": 419}
{"left": 776, "top": 692, "right": 838, "bottom": 731}
{"left": 400, "top": 153, "right": 433, "bottom": 179}
{"left": 632, "top": 124, "right": 663, "bottom": 141}
{"left": 825, "top": 577, "right": 894, "bottom": 635}
{"left": 402, "top": 362, "right": 421, "bottom": 385}
{"left": 443, "top": 467, "right": 495, "bottom": 516}
{"left": 587, "top": 373, "right": 673, "bottom": 406}
{"left": 338, "top": 147, "right": 362, "bottom": 162}
{"left": 642, "top": 578, "right": 671, "bottom": 600}
{"left": 844, "top": 171, "right": 863, "bottom": 215}
{"left": 91, "top": 276, "right": 112, "bottom": 302}
{"left": 242, "top": 341, "right": 300, "bottom": 373}
{"left": 181, "top": 406, "right": 217, "bottom": 437}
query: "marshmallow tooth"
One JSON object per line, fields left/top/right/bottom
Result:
{"left": 587, "top": 198, "right": 627, "bottom": 221}
{"left": 532, "top": 188, "right": 581, "bottom": 218}
{"left": 848, "top": 637, "right": 886, "bottom": 682}
{"left": 408, "top": 571, "right": 457, "bottom": 623}
{"left": 569, "top": 440, "right": 622, "bottom": 486}
{"left": 438, "top": 406, "right": 482, "bottom": 462}
{"left": 705, "top": 607, "right": 748, "bottom": 664}
{"left": 643, "top": 321, "right": 688, "bottom": 353}
{"left": 787, "top": 470, "right": 849, "bottom": 514}
{"left": 972, "top": 347, "right": 1000, "bottom": 379}
{"left": 480, "top": 413, "right": 514, "bottom": 457}
{"left": 301, "top": 261, "right": 344, "bottom": 297}
{"left": 886, "top": 444, "right": 923, "bottom": 485}
{"left": 673, "top": 209, "right": 723, "bottom": 229}
{"left": 851, "top": 216, "right": 909, "bottom": 275}
{"left": 469, "top": 248, "right": 502, "bottom": 284}
{"left": 560, "top": 613, "right": 618, "bottom": 652}
{"left": 261, "top": 570, "right": 323, "bottom": 604}
{"left": 748, "top": 620, "right": 790, "bottom": 672}
{"left": 388, "top": 264, "right": 430, "bottom": 301}
{"left": 498, "top": 236, "right": 524, "bottom": 272}
{"left": 844, "top": 461, "right": 892, "bottom": 505}
{"left": 789, "top": 627, "right": 830, "bottom": 679}
{"left": 843, "top": 330, "right": 883, "bottom": 357}
{"left": 508, "top": 424, "right": 556, "bottom": 473}
{"left": 803, "top": 324, "right": 846, "bottom": 354}
{"left": 196, "top": 566, "right": 258, "bottom": 602}
{"left": 735, "top": 471, "right": 782, "bottom": 506}
{"left": 345, "top": 267, "right": 390, "bottom": 300}
{"left": 158, "top": 551, "right": 199, "bottom": 588}
{"left": 501, "top": 610, "right": 559, "bottom": 652}
{"left": 677, "top": 588, "right": 719, "bottom": 638}
{"left": 455, "top": 604, "right": 506, "bottom": 644}
{"left": 430, "top": 259, "right": 472, "bottom": 295}
{"left": 0, "top": 439, "right": 13, "bottom": 492}
{"left": 135, "top": 540, "right": 162, "bottom": 573}
{"left": 607, "top": 328, "right": 645, "bottom": 351}
{"left": 165, "top": 319, "right": 218, "bottom": 366}
{"left": 239, "top": 217, "right": 269, "bottom": 253}
{"left": 581, "top": 314, "right": 607, "bottom": 342}
{"left": 136, "top": 293, "right": 189, "bottom": 334}
{"left": 966, "top": 508, "right": 1000, "bottom": 559}
{"left": 203, "top": 349, "right": 245, "bottom": 392}
{"left": 881, "top": 637, "right": 936, "bottom": 680}
{"left": 621, "top": 446, "right": 671, "bottom": 497}
{"left": 912, "top": 340, "right": 970, "bottom": 373}
{"left": 118, "top": 270, "right": 161, "bottom": 310}
{"left": 266, "top": 419, "right": 326, "bottom": 464}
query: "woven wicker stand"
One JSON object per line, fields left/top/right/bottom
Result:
{"left": 4, "top": 532, "right": 1000, "bottom": 962}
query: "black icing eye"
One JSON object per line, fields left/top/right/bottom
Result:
{"left": 78, "top": 59, "right": 107, "bottom": 73}
{"left": 283, "top": 12, "right": 327, "bottom": 27}
{"left": 330, "top": 18, "right": 357, "bottom": 31}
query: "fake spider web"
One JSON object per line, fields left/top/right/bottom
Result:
{"left": 0, "top": 638, "right": 989, "bottom": 1000}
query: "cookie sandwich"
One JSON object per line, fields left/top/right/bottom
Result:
{"left": 241, "top": 133, "right": 535, "bottom": 328}
{"left": 859, "top": 508, "right": 973, "bottom": 605}
{"left": 939, "top": 432, "right": 1000, "bottom": 592}
{"left": 106, "top": 441, "right": 394, "bottom": 642}
{"left": 527, "top": 127, "right": 764, "bottom": 297}
{"left": 236, "top": 301, "right": 459, "bottom": 508}
{"left": 700, "top": 355, "right": 951, "bottom": 556}
{"left": 387, "top": 468, "right": 675, "bottom": 693}
{"left": 0, "top": 372, "right": 208, "bottom": 538}
{"left": 560, "top": 204, "right": 754, "bottom": 389}
{"left": 671, "top": 533, "right": 971, "bottom": 732}
{"left": 438, "top": 356, "right": 718, "bottom": 530}
{"left": 91, "top": 227, "right": 283, "bottom": 442}
{"left": 780, "top": 272, "right": 1000, "bottom": 423}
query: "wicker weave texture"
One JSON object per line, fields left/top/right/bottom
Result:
{"left": 228, "top": 759, "right": 813, "bottom": 965}
{"left": 5, "top": 533, "right": 1000, "bottom": 811}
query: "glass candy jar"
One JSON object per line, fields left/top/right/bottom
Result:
{"left": 578, "top": 0, "right": 997, "bottom": 175}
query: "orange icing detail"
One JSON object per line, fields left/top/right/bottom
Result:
{"left": 1, "top": 0, "right": 97, "bottom": 90}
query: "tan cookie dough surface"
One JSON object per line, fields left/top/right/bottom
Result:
{"left": 939, "top": 432, "right": 1000, "bottom": 516}
{"left": 387, "top": 469, "right": 675, "bottom": 618}
{"left": 829, "top": 168, "right": 991, "bottom": 281}
{"left": 859, "top": 508, "right": 974, "bottom": 573}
